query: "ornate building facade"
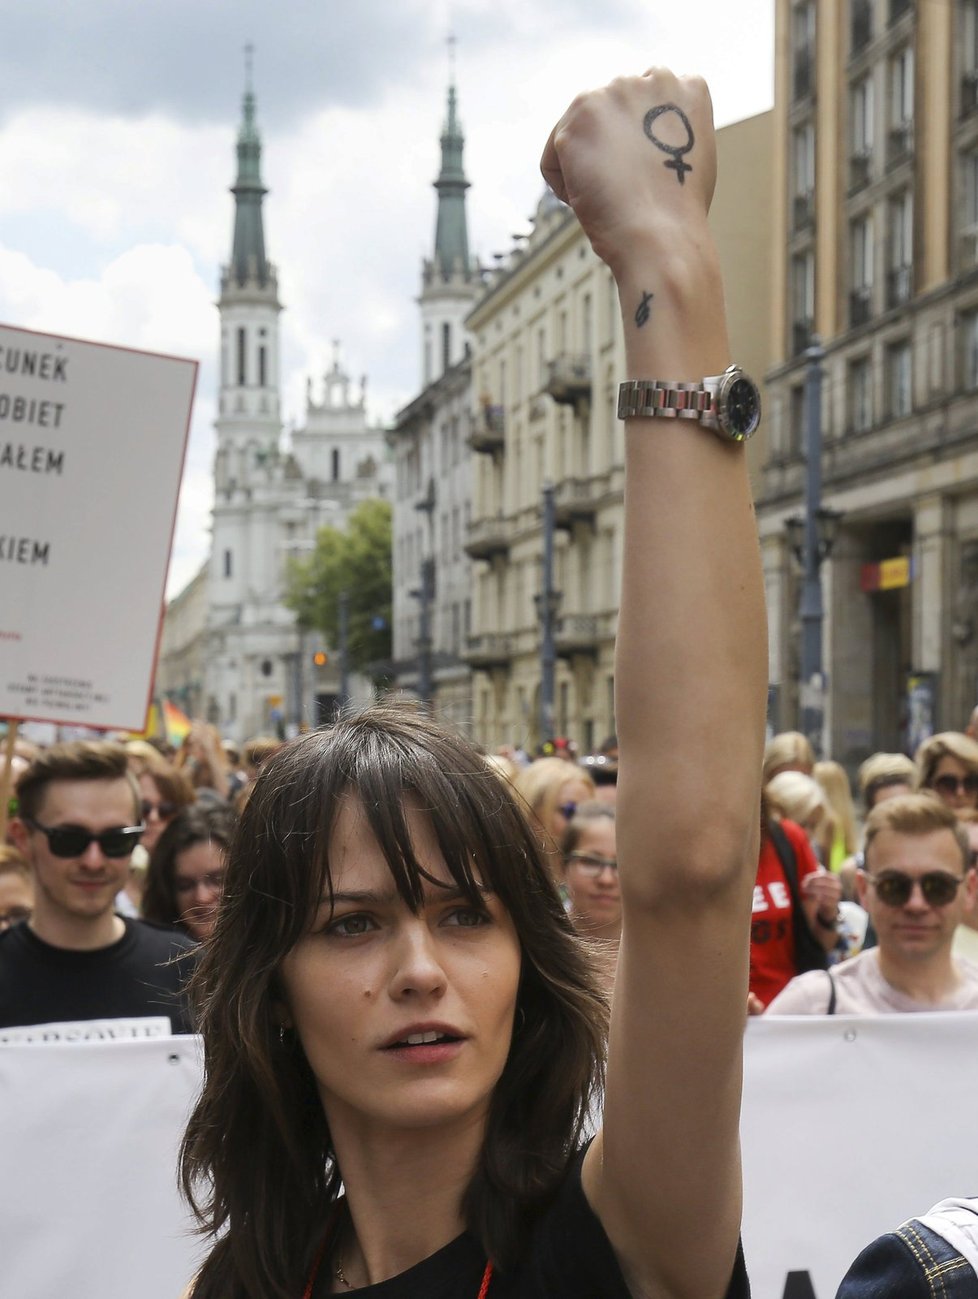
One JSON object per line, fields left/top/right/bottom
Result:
{"left": 760, "top": 0, "right": 978, "bottom": 765}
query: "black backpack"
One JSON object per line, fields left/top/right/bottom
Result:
{"left": 767, "top": 820, "right": 829, "bottom": 976}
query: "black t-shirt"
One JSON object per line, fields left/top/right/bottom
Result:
{"left": 0, "top": 917, "right": 197, "bottom": 1033}
{"left": 311, "top": 1149, "right": 750, "bottom": 1298}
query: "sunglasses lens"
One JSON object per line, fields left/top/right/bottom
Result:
{"left": 100, "top": 830, "right": 140, "bottom": 858}
{"left": 921, "top": 875, "right": 961, "bottom": 907}
{"left": 46, "top": 827, "right": 90, "bottom": 858}
{"left": 874, "top": 875, "right": 911, "bottom": 906}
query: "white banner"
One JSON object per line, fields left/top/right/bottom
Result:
{"left": 742, "top": 1012, "right": 978, "bottom": 1297}
{"left": 0, "top": 324, "right": 197, "bottom": 731}
{"left": 2, "top": 1016, "right": 978, "bottom": 1299}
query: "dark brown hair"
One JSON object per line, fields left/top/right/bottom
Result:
{"left": 142, "top": 804, "right": 235, "bottom": 932}
{"left": 14, "top": 740, "right": 139, "bottom": 822}
{"left": 180, "top": 703, "right": 607, "bottom": 1299}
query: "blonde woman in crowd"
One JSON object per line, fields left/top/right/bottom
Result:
{"left": 765, "top": 771, "right": 833, "bottom": 863}
{"left": 813, "top": 760, "right": 859, "bottom": 873}
{"left": 762, "top": 731, "right": 815, "bottom": 785}
{"left": 857, "top": 752, "right": 915, "bottom": 814}
{"left": 914, "top": 732, "right": 978, "bottom": 817}
{"left": 513, "top": 756, "right": 595, "bottom": 883}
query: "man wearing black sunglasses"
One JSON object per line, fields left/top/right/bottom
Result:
{"left": 0, "top": 741, "right": 196, "bottom": 1035}
{"left": 767, "top": 794, "right": 978, "bottom": 1015}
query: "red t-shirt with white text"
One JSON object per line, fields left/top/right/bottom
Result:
{"left": 749, "top": 818, "right": 821, "bottom": 1008}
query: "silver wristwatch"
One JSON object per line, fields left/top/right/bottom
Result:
{"left": 617, "top": 365, "right": 761, "bottom": 442}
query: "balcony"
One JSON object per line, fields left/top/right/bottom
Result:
{"left": 468, "top": 404, "right": 505, "bottom": 455}
{"left": 553, "top": 474, "right": 608, "bottom": 530}
{"left": 851, "top": 0, "right": 872, "bottom": 53}
{"left": 793, "top": 47, "right": 813, "bottom": 101}
{"left": 792, "top": 318, "right": 814, "bottom": 355}
{"left": 463, "top": 633, "right": 514, "bottom": 671}
{"left": 793, "top": 190, "right": 815, "bottom": 230}
{"left": 887, "top": 121, "right": 913, "bottom": 168}
{"left": 545, "top": 354, "right": 591, "bottom": 406}
{"left": 555, "top": 615, "right": 600, "bottom": 660}
{"left": 463, "top": 514, "right": 511, "bottom": 560}
{"left": 849, "top": 149, "right": 872, "bottom": 192}
{"left": 849, "top": 287, "right": 872, "bottom": 328}
{"left": 886, "top": 265, "right": 912, "bottom": 309}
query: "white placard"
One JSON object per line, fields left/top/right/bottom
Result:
{"left": 3, "top": 1017, "right": 978, "bottom": 1298}
{"left": 742, "top": 1012, "right": 978, "bottom": 1297}
{"left": 0, "top": 323, "right": 197, "bottom": 730}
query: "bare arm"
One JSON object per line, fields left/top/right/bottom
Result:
{"left": 543, "top": 70, "right": 766, "bottom": 1299}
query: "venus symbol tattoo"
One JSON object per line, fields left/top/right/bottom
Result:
{"left": 635, "top": 291, "right": 654, "bottom": 328}
{"left": 643, "top": 104, "right": 695, "bottom": 185}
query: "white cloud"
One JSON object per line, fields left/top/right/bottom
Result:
{"left": 0, "top": 0, "right": 775, "bottom": 604}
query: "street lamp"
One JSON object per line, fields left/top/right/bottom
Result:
{"left": 785, "top": 337, "right": 845, "bottom": 759}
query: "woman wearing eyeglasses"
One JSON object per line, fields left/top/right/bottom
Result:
{"left": 561, "top": 804, "right": 621, "bottom": 989}
{"left": 142, "top": 805, "right": 234, "bottom": 943}
{"left": 914, "top": 732, "right": 978, "bottom": 816}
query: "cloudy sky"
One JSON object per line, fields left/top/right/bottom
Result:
{"left": 0, "top": 0, "right": 774, "bottom": 598}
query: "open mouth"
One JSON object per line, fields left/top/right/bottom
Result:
{"left": 387, "top": 1030, "right": 462, "bottom": 1049}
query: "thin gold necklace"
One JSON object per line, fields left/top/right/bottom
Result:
{"left": 302, "top": 1233, "right": 493, "bottom": 1297}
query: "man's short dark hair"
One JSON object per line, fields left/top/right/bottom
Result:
{"left": 15, "top": 741, "right": 140, "bottom": 822}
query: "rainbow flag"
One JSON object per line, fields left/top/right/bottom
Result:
{"left": 162, "top": 699, "right": 192, "bottom": 748}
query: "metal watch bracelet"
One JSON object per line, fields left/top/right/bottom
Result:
{"left": 617, "top": 379, "right": 715, "bottom": 422}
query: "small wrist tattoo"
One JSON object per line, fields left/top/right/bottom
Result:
{"left": 643, "top": 103, "right": 695, "bottom": 185}
{"left": 635, "top": 291, "right": 654, "bottom": 328}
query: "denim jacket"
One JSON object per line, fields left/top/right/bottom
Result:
{"left": 836, "top": 1200, "right": 978, "bottom": 1298}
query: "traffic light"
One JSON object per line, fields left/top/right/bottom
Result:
{"left": 312, "top": 650, "right": 328, "bottom": 668}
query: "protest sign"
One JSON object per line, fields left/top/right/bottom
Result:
{"left": 0, "top": 323, "right": 197, "bottom": 731}
{"left": 3, "top": 1015, "right": 978, "bottom": 1298}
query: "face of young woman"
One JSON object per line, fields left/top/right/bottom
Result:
{"left": 173, "top": 840, "right": 225, "bottom": 942}
{"left": 930, "top": 755, "right": 978, "bottom": 813}
{"left": 564, "top": 819, "right": 621, "bottom": 934}
{"left": 279, "top": 796, "right": 522, "bottom": 1141}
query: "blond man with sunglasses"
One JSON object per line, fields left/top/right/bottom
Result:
{"left": 767, "top": 795, "right": 978, "bottom": 1015}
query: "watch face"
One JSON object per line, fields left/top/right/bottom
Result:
{"left": 723, "top": 376, "right": 761, "bottom": 441}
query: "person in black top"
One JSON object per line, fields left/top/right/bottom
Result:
{"left": 180, "top": 67, "right": 764, "bottom": 1299}
{"left": 3, "top": 741, "right": 196, "bottom": 1035}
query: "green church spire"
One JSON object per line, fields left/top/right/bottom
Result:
{"left": 230, "top": 45, "right": 269, "bottom": 286}
{"left": 433, "top": 69, "right": 472, "bottom": 282}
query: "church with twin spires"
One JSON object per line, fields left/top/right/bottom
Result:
{"left": 159, "top": 68, "right": 393, "bottom": 741}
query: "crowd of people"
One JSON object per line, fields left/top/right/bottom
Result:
{"left": 3, "top": 63, "right": 977, "bottom": 1297}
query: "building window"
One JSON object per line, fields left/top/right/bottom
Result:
{"left": 848, "top": 355, "right": 873, "bottom": 432}
{"left": 789, "top": 383, "right": 806, "bottom": 455}
{"left": 236, "top": 328, "right": 246, "bottom": 386}
{"left": 851, "top": 0, "right": 872, "bottom": 53}
{"left": 962, "top": 311, "right": 978, "bottom": 391}
{"left": 792, "top": 123, "right": 815, "bottom": 227}
{"left": 258, "top": 345, "right": 267, "bottom": 387}
{"left": 889, "top": 0, "right": 912, "bottom": 24}
{"left": 888, "top": 47, "right": 914, "bottom": 164}
{"left": 850, "top": 76, "right": 874, "bottom": 189}
{"left": 964, "top": 2, "right": 978, "bottom": 113}
{"left": 442, "top": 322, "right": 451, "bottom": 372}
{"left": 791, "top": 250, "right": 815, "bottom": 354}
{"left": 331, "top": 448, "right": 340, "bottom": 481}
{"left": 582, "top": 293, "right": 592, "bottom": 349}
{"left": 223, "top": 549, "right": 233, "bottom": 578}
{"left": 849, "top": 215, "right": 874, "bottom": 326}
{"left": 886, "top": 190, "right": 913, "bottom": 307}
{"left": 793, "top": 1, "right": 816, "bottom": 101}
{"left": 961, "top": 150, "right": 978, "bottom": 267}
{"left": 886, "top": 339, "right": 912, "bottom": 417}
